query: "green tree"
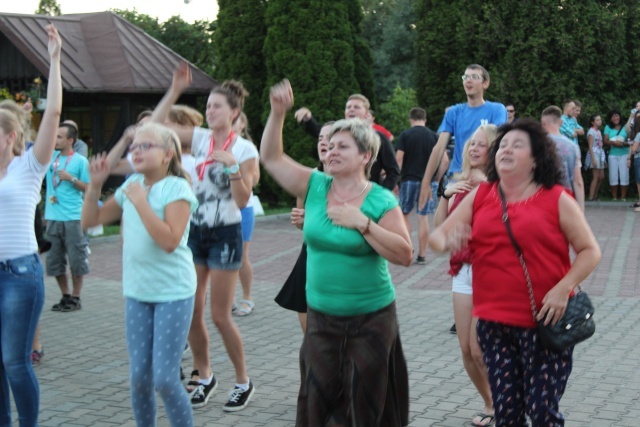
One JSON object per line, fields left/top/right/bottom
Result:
{"left": 263, "top": 0, "right": 367, "bottom": 203}
{"left": 161, "top": 16, "right": 216, "bottom": 77}
{"left": 112, "top": 9, "right": 216, "bottom": 77}
{"left": 346, "top": 0, "right": 378, "bottom": 109}
{"left": 215, "top": 0, "right": 267, "bottom": 143}
{"left": 377, "top": 85, "right": 418, "bottom": 137}
{"left": 362, "top": 0, "right": 416, "bottom": 103}
{"left": 35, "top": 0, "right": 61, "bottom": 16}
{"left": 415, "top": 0, "right": 632, "bottom": 128}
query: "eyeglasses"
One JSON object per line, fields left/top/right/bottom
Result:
{"left": 129, "top": 142, "right": 165, "bottom": 153}
{"left": 461, "top": 74, "right": 484, "bottom": 82}
{"left": 506, "top": 109, "right": 515, "bottom": 113}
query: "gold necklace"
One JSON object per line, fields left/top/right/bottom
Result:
{"left": 331, "top": 181, "right": 369, "bottom": 203}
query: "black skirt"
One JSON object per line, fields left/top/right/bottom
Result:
{"left": 275, "top": 243, "right": 308, "bottom": 313}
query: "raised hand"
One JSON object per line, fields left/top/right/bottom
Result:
{"left": 46, "top": 24, "right": 61, "bottom": 60}
{"left": 89, "top": 153, "right": 111, "bottom": 188}
{"left": 294, "top": 107, "right": 312, "bottom": 123}
{"left": 269, "top": 79, "right": 294, "bottom": 116}
{"left": 172, "top": 61, "right": 192, "bottom": 93}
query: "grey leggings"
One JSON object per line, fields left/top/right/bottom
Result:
{"left": 125, "top": 297, "right": 194, "bottom": 427}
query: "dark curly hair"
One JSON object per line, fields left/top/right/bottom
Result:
{"left": 486, "top": 118, "right": 564, "bottom": 188}
{"left": 606, "top": 109, "right": 623, "bottom": 128}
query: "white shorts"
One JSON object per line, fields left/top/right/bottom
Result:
{"left": 608, "top": 154, "right": 630, "bottom": 186}
{"left": 451, "top": 263, "right": 472, "bottom": 295}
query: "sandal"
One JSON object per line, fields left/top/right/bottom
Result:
{"left": 234, "top": 299, "right": 255, "bottom": 317}
{"left": 470, "top": 412, "right": 495, "bottom": 426}
{"left": 186, "top": 370, "right": 200, "bottom": 395}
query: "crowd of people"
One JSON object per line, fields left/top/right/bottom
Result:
{"left": 0, "top": 24, "right": 608, "bottom": 427}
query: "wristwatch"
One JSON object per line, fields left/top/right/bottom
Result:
{"left": 71, "top": 177, "right": 78, "bottom": 183}
{"left": 223, "top": 164, "right": 240, "bottom": 175}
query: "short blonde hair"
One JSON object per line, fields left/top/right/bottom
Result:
{"left": 328, "top": 118, "right": 379, "bottom": 178}
{"left": 347, "top": 94, "right": 370, "bottom": 111}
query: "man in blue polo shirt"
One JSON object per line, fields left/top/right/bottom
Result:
{"left": 45, "top": 123, "right": 90, "bottom": 312}
{"left": 419, "top": 64, "right": 508, "bottom": 208}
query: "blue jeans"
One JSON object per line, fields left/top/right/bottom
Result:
{"left": 125, "top": 297, "right": 194, "bottom": 427}
{"left": 0, "top": 253, "right": 45, "bottom": 427}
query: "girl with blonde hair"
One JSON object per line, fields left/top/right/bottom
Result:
{"left": 82, "top": 123, "right": 197, "bottom": 426}
{"left": 434, "top": 124, "right": 498, "bottom": 427}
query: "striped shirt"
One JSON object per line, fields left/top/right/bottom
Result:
{"left": 0, "top": 150, "right": 49, "bottom": 261}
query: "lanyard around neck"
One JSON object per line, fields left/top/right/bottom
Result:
{"left": 52, "top": 151, "right": 74, "bottom": 188}
{"left": 195, "top": 131, "right": 235, "bottom": 181}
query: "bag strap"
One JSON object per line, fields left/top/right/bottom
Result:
{"left": 498, "top": 185, "right": 539, "bottom": 321}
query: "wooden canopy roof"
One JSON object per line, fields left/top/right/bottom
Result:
{"left": 0, "top": 11, "right": 216, "bottom": 94}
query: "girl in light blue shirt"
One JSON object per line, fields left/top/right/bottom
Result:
{"left": 82, "top": 123, "right": 198, "bottom": 427}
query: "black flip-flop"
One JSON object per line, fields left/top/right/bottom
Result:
{"left": 470, "top": 412, "right": 495, "bottom": 426}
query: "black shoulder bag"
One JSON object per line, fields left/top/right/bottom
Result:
{"left": 498, "top": 185, "right": 596, "bottom": 352}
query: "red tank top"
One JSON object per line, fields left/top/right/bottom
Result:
{"left": 470, "top": 182, "right": 571, "bottom": 327}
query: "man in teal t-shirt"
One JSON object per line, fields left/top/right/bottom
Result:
{"left": 44, "top": 124, "right": 90, "bottom": 312}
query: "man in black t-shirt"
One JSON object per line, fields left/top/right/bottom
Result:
{"left": 396, "top": 108, "right": 441, "bottom": 264}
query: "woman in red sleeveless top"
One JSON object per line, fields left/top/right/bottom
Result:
{"left": 434, "top": 124, "right": 497, "bottom": 427}
{"left": 429, "top": 119, "right": 601, "bottom": 426}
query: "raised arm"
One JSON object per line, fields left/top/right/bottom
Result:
{"left": 295, "top": 107, "right": 322, "bottom": 139}
{"left": 151, "top": 62, "right": 195, "bottom": 146}
{"left": 33, "top": 25, "right": 62, "bottom": 165}
{"left": 260, "top": 80, "right": 312, "bottom": 199}
{"left": 106, "top": 125, "right": 136, "bottom": 174}
{"left": 82, "top": 154, "right": 123, "bottom": 229}
{"left": 379, "top": 135, "right": 400, "bottom": 190}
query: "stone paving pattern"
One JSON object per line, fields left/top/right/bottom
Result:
{"left": 19, "top": 204, "right": 640, "bottom": 426}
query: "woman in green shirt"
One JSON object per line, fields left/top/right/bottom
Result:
{"left": 261, "top": 80, "right": 412, "bottom": 427}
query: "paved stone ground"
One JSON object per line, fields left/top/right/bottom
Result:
{"left": 17, "top": 204, "right": 640, "bottom": 426}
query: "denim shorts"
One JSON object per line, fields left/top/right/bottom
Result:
{"left": 240, "top": 206, "right": 255, "bottom": 242}
{"left": 399, "top": 180, "right": 439, "bottom": 215}
{"left": 45, "top": 220, "right": 90, "bottom": 277}
{"left": 188, "top": 223, "right": 243, "bottom": 271}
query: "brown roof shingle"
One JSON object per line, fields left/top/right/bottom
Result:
{"left": 0, "top": 11, "right": 216, "bottom": 94}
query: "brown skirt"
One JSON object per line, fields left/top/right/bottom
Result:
{"left": 296, "top": 302, "right": 409, "bottom": 427}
